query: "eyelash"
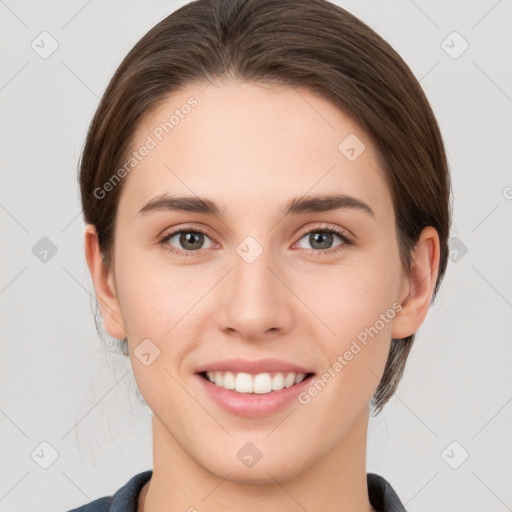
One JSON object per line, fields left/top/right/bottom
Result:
{"left": 157, "top": 224, "right": 353, "bottom": 258}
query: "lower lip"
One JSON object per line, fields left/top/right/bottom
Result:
{"left": 195, "top": 374, "right": 314, "bottom": 418}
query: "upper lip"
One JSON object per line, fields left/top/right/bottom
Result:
{"left": 195, "top": 358, "right": 315, "bottom": 375}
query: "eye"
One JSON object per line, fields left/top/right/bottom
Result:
{"left": 158, "top": 225, "right": 216, "bottom": 257}
{"left": 294, "top": 225, "right": 353, "bottom": 255}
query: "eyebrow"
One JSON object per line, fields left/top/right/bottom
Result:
{"left": 138, "top": 193, "right": 375, "bottom": 218}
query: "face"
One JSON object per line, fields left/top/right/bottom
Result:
{"left": 93, "top": 80, "right": 415, "bottom": 483}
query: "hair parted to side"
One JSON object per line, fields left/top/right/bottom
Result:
{"left": 79, "top": 0, "right": 452, "bottom": 414}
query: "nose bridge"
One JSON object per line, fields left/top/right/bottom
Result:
{"left": 233, "top": 235, "right": 279, "bottom": 309}
{"left": 216, "top": 235, "right": 293, "bottom": 337}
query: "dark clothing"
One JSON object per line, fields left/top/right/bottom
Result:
{"left": 67, "top": 470, "right": 407, "bottom": 512}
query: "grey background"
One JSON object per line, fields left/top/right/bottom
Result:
{"left": 1, "top": 1, "right": 511, "bottom": 511}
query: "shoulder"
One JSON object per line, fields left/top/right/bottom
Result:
{"left": 65, "top": 470, "right": 153, "bottom": 512}
{"left": 367, "top": 473, "right": 407, "bottom": 512}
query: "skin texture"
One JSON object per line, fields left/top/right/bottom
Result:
{"left": 85, "top": 80, "right": 440, "bottom": 511}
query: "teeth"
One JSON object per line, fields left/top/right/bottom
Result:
{"left": 204, "top": 371, "right": 308, "bottom": 394}
{"left": 222, "top": 371, "right": 235, "bottom": 389}
{"left": 272, "top": 373, "right": 284, "bottom": 390}
{"left": 235, "top": 372, "right": 253, "bottom": 393}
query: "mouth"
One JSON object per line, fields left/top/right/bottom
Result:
{"left": 193, "top": 358, "right": 317, "bottom": 417}
{"left": 197, "top": 370, "right": 316, "bottom": 394}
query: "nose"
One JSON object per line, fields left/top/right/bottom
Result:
{"left": 215, "top": 240, "right": 294, "bottom": 342}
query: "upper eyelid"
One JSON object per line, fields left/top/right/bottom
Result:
{"left": 296, "top": 224, "right": 352, "bottom": 239}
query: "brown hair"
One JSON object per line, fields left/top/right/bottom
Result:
{"left": 79, "top": 0, "right": 452, "bottom": 414}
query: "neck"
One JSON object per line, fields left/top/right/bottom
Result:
{"left": 143, "top": 408, "right": 374, "bottom": 512}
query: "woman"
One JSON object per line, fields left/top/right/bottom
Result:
{"left": 69, "top": 0, "right": 451, "bottom": 510}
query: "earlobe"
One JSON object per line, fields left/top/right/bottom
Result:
{"left": 391, "top": 226, "right": 440, "bottom": 340}
{"left": 84, "top": 224, "right": 128, "bottom": 340}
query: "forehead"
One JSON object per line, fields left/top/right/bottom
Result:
{"left": 119, "top": 80, "right": 392, "bottom": 221}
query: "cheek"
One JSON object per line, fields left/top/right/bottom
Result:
{"left": 305, "top": 249, "right": 400, "bottom": 392}
{"left": 298, "top": 277, "right": 396, "bottom": 431}
{"left": 304, "top": 251, "right": 400, "bottom": 337}
{"left": 114, "top": 245, "right": 191, "bottom": 334}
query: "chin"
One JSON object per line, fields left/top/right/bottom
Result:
{"left": 198, "top": 446, "right": 312, "bottom": 486}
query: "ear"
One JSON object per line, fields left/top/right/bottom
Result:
{"left": 84, "top": 224, "right": 128, "bottom": 340}
{"left": 392, "top": 226, "right": 440, "bottom": 340}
